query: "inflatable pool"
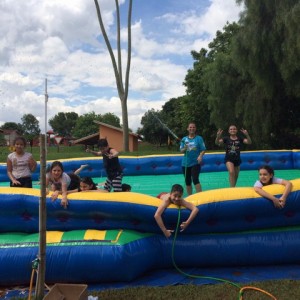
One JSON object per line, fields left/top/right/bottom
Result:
{"left": 0, "top": 150, "right": 300, "bottom": 286}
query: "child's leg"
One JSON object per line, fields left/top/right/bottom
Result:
{"left": 226, "top": 161, "right": 236, "bottom": 187}
{"left": 104, "top": 179, "right": 112, "bottom": 192}
{"left": 74, "top": 164, "right": 89, "bottom": 175}
{"left": 234, "top": 166, "right": 240, "bottom": 186}
{"left": 112, "top": 175, "right": 122, "bottom": 192}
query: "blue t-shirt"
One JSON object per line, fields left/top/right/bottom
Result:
{"left": 180, "top": 135, "right": 206, "bottom": 167}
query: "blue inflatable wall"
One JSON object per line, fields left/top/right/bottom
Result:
{"left": 0, "top": 149, "right": 299, "bottom": 181}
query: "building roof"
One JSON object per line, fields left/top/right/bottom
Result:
{"left": 72, "top": 133, "right": 99, "bottom": 145}
{"left": 93, "top": 121, "right": 139, "bottom": 137}
{"left": 0, "top": 129, "right": 20, "bottom": 134}
{"left": 72, "top": 122, "right": 140, "bottom": 146}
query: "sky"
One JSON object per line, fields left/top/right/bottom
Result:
{"left": 0, "top": 0, "right": 244, "bottom": 134}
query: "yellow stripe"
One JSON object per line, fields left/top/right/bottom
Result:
{"left": 84, "top": 229, "right": 106, "bottom": 241}
{"left": 46, "top": 231, "right": 64, "bottom": 243}
{"left": 111, "top": 230, "right": 123, "bottom": 243}
{"left": 0, "top": 178, "right": 299, "bottom": 208}
{"left": 188, "top": 179, "right": 300, "bottom": 205}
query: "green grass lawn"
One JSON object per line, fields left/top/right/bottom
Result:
{"left": 6, "top": 279, "right": 299, "bottom": 299}
{"left": 0, "top": 142, "right": 180, "bottom": 163}
{"left": 89, "top": 279, "right": 299, "bottom": 300}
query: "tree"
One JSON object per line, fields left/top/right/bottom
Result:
{"left": 48, "top": 112, "right": 79, "bottom": 137}
{"left": 94, "top": 0, "right": 132, "bottom": 151}
{"left": 137, "top": 110, "right": 168, "bottom": 146}
{"left": 1, "top": 122, "right": 23, "bottom": 134}
{"left": 182, "top": 47, "right": 217, "bottom": 149}
{"left": 101, "top": 112, "right": 122, "bottom": 128}
{"left": 201, "top": 23, "right": 247, "bottom": 131}
{"left": 72, "top": 112, "right": 121, "bottom": 139}
{"left": 161, "top": 97, "right": 184, "bottom": 139}
{"left": 233, "top": 0, "right": 300, "bottom": 148}
{"left": 72, "top": 112, "right": 102, "bottom": 139}
{"left": 21, "top": 114, "right": 41, "bottom": 143}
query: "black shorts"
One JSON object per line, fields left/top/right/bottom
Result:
{"left": 68, "top": 173, "right": 80, "bottom": 190}
{"left": 10, "top": 176, "right": 33, "bottom": 188}
{"left": 225, "top": 157, "right": 241, "bottom": 167}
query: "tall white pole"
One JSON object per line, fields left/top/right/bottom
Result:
{"left": 44, "top": 79, "right": 48, "bottom": 152}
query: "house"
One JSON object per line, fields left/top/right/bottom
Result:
{"left": 0, "top": 129, "right": 21, "bottom": 146}
{"left": 72, "top": 121, "right": 139, "bottom": 152}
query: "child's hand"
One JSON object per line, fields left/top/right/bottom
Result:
{"left": 12, "top": 179, "right": 21, "bottom": 186}
{"left": 273, "top": 198, "right": 283, "bottom": 209}
{"left": 240, "top": 128, "right": 248, "bottom": 135}
{"left": 180, "top": 221, "right": 188, "bottom": 232}
{"left": 61, "top": 198, "right": 68, "bottom": 209}
{"left": 51, "top": 191, "right": 59, "bottom": 201}
{"left": 279, "top": 197, "right": 286, "bottom": 208}
{"left": 217, "top": 129, "right": 223, "bottom": 136}
{"left": 164, "top": 229, "right": 174, "bottom": 238}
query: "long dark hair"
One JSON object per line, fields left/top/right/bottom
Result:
{"left": 259, "top": 165, "right": 275, "bottom": 186}
{"left": 80, "top": 177, "right": 97, "bottom": 190}
{"left": 50, "top": 161, "right": 64, "bottom": 172}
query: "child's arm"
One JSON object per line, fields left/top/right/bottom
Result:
{"left": 215, "top": 129, "right": 223, "bottom": 146}
{"left": 86, "top": 148, "right": 101, "bottom": 156}
{"left": 60, "top": 181, "right": 68, "bottom": 208}
{"left": 154, "top": 200, "right": 173, "bottom": 238}
{"left": 108, "top": 148, "right": 119, "bottom": 159}
{"left": 254, "top": 187, "right": 282, "bottom": 208}
{"left": 28, "top": 155, "right": 37, "bottom": 173}
{"left": 278, "top": 180, "right": 292, "bottom": 207}
{"left": 241, "top": 128, "right": 252, "bottom": 144}
{"left": 80, "top": 189, "right": 108, "bottom": 193}
{"left": 6, "top": 158, "right": 20, "bottom": 186}
{"left": 180, "top": 200, "right": 199, "bottom": 231}
{"left": 179, "top": 140, "right": 189, "bottom": 153}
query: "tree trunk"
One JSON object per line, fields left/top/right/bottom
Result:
{"left": 94, "top": 0, "right": 132, "bottom": 152}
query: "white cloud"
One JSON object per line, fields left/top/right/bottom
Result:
{"left": 0, "top": 0, "right": 243, "bottom": 133}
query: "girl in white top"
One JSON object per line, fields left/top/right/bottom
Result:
{"left": 46, "top": 161, "right": 80, "bottom": 208}
{"left": 254, "top": 165, "right": 292, "bottom": 209}
{"left": 7, "top": 137, "right": 37, "bottom": 188}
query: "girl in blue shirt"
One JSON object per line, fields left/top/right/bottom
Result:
{"left": 180, "top": 122, "right": 206, "bottom": 195}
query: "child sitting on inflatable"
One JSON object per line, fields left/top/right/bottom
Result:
{"left": 154, "top": 184, "right": 199, "bottom": 238}
{"left": 254, "top": 165, "right": 292, "bottom": 209}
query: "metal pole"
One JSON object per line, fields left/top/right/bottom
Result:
{"left": 45, "top": 79, "right": 48, "bottom": 151}
{"left": 36, "top": 134, "right": 47, "bottom": 299}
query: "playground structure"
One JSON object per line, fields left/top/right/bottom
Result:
{"left": 0, "top": 150, "right": 300, "bottom": 286}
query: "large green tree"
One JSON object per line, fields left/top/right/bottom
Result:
{"left": 72, "top": 112, "right": 121, "bottom": 139}
{"left": 139, "top": 2, "right": 300, "bottom": 150}
{"left": 200, "top": 22, "right": 255, "bottom": 149}
{"left": 1, "top": 122, "right": 23, "bottom": 133}
{"left": 101, "top": 112, "right": 122, "bottom": 128}
{"left": 49, "top": 112, "right": 79, "bottom": 137}
{"left": 137, "top": 110, "right": 168, "bottom": 146}
{"left": 21, "top": 114, "right": 41, "bottom": 142}
{"left": 234, "top": 0, "right": 300, "bottom": 148}
{"left": 161, "top": 97, "right": 184, "bottom": 139}
{"left": 182, "top": 29, "right": 236, "bottom": 149}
